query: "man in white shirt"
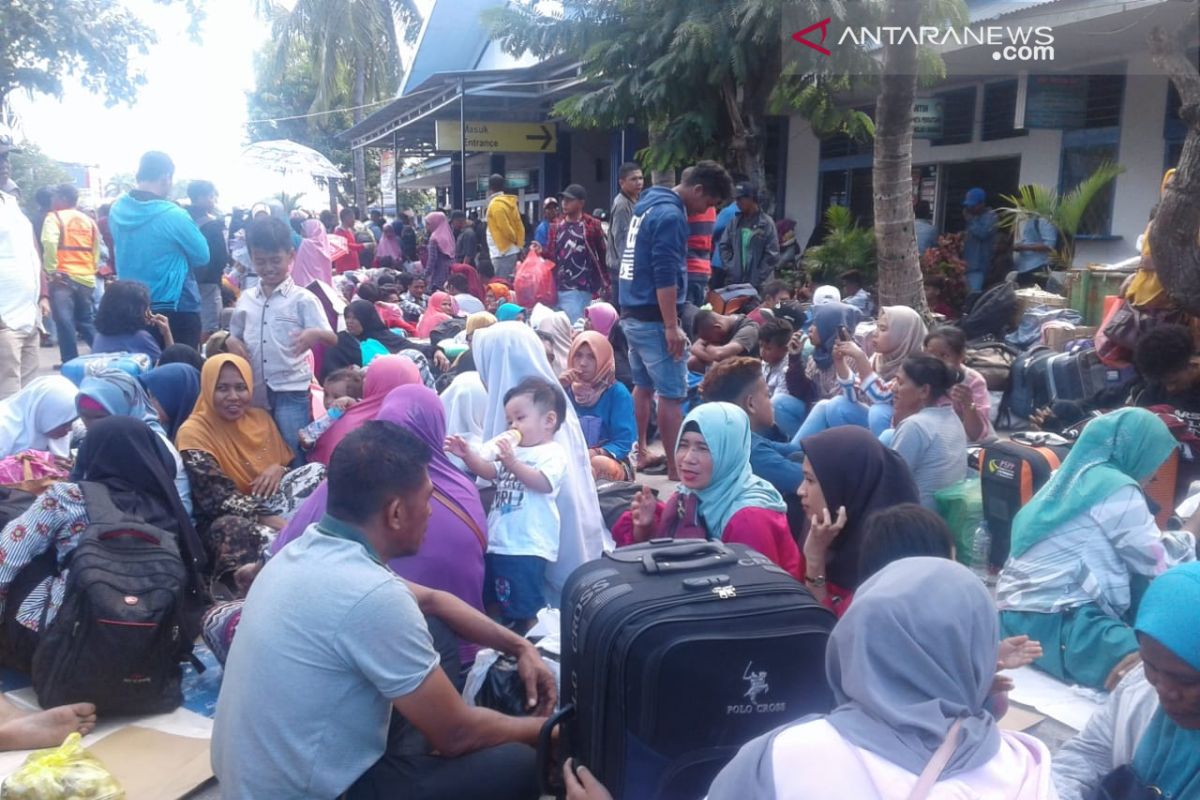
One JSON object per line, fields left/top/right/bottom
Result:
{"left": 0, "top": 130, "right": 48, "bottom": 399}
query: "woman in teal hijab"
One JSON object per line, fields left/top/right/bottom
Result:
{"left": 495, "top": 303, "right": 526, "bottom": 323}
{"left": 998, "top": 408, "right": 1199, "bottom": 691}
{"left": 621, "top": 402, "right": 800, "bottom": 577}
{"left": 1053, "top": 562, "right": 1200, "bottom": 799}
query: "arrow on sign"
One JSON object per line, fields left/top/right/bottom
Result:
{"left": 525, "top": 125, "right": 553, "bottom": 150}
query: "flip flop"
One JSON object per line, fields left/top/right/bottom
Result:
{"left": 640, "top": 461, "right": 669, "bottom": 476}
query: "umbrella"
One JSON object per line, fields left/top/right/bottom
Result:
{"left": 239, "top": 140, "right": 343, "bottom": 180}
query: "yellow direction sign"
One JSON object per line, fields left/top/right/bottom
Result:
{"left": 435, "top": 120, "right": 557, "bottom": 153}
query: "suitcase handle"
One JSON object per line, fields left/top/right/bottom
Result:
{"left": 537, "top": 704, "right": 574, "bottom": 797}
{"left": 641, "top": 542, "right": 736, "bottom": 574}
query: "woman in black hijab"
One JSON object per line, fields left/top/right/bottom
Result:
{"left": 796, "top": 425, "right": 920, "bottom": 616}
{"left": 322, "top": 300, "right": 412, "bottom": 380}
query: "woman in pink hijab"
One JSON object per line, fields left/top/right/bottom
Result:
{"left": 294, "top": 218, "right": 349, "bottom": 377}
{"left": 373, "top": 220, "right": 404, "bottom": 265}
{"left": 307, "top": 354, "right": 421, "bottom": 465}
{"left": 424, "top": 211, "right": 456, "bottom": 290}
{"left": 415, "top": 291, "right": 459, "bottom": 338}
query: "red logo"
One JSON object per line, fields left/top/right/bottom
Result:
{"left": 792, "top": 18, "right": 832, "bottom": 56}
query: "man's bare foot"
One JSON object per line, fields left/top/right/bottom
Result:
{"left": 0, "top": 703, "right": 97, "bottom": 751}
{"left": 636, "top": 451, "right": 666, "bottom": 472}
{"left": 1104, "top": 652, "right": 1142, "bottom": 691}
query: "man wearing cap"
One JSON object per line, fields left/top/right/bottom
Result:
{"left": 545, "top": 184, "right": 607, "bottom": 323}
{"left": 718, "top": 182, "right": 779, "bottom": 289}
{"left": 533, "top": 197, "right": 559, "bottom": 250}
{"left": 0, "top": 130, "right": 50, "bottom": 398}
{"left": 485, "top": 175, "right": 524, "bottom": 279}
{"left": 962, "top": 187, "right": 998, "bottom": 293}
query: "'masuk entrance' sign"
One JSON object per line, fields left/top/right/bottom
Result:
{"left": 435, "top": 120, "right": 558, "bottom": 153}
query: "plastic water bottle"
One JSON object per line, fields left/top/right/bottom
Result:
{"left": 298, "top": 406, "right": 344, "bottom": 451}
{"left": 970, "top": 521, "right": 992, "bottom": 582}
{"left": 478, "top": 429, "right": 523, "bottom": 461}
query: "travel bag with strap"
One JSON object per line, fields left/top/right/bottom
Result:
{"left": 31, "top": 481, "right": 194, "bottom": 715}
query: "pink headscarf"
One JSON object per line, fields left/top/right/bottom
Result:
{"left": 584, "top": 302, "right": 619, "bottom": 337}
{"left": 425, "top": 211, "right": 456, "bottom": 258}
{"left": 308, "top": 355, "right": 421, "bottom": 465}
{"left": 416, "top": 291, "right": 458, "bottom": 338}
{"left": 292, "top": 219, "right": 346, "bottom": 286}
{"left": 375, "top": 225, "right": 403, "bottom": 262}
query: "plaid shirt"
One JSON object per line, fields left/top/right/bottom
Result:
{"left": 547, "top": 213, "right": 608, "bottom": 292}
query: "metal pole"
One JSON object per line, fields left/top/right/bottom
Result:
{"left": 459, "top": 78, "right": 467, "bottom": 209}
{"left": 392, "top": 130, "right": 399, "bottom": 216}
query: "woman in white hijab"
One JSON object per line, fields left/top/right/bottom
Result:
{"left": 471, "top": 322, "right": 610, "bottom": 601}
{"left": 441, "top": 370, "right": 488, "bottom": 476}
{"left": 0, "top": 375, "right": 78, "bottom": 458}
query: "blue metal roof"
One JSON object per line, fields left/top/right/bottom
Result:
{"left": 400, "top": 0, "right": 532, "bottom": 95}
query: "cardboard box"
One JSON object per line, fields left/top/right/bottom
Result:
{"left": 1043, "top": 325, "right": 1097, "bottom": 352}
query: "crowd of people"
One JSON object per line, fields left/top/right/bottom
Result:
{"left": 0, "top": 127, "right": 1197, "bottom": 800}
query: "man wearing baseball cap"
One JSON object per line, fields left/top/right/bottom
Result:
{"left": 533, "top": 195, "right": 559, "bottom": 250}
{"left": 717, "top": 181, "right": 779, "bottom": 289}
{"left": 961, "top": 186, "right": 998, "bottom": 293}
{"left": 544, "top": 184, "right": 607, "bottom": 323}
{"left": 0, "top": 128, "right": 50, "bottom": 398}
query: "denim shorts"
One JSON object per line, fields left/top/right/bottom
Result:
{"left": 622, "top": 317, "right": 688, "bottom": 400}
{"left": 484, "top": 553, "right": 547, "bottom": 622}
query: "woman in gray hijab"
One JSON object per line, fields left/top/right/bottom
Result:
{"left": 701, "top": 558, "right": 1057, "bottom": 800}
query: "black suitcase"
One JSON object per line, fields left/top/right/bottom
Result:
{"left": 977, "top": 437, "right": 1070, "bottom": 567}
{"left": 552, "top": 540, "right": 836, "bottom": 799}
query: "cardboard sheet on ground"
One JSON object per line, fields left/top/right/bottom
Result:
{"left": 1007, "top": 665, "right": 1107, "bottom": 732}
{"left": 998, "top": 704, "right": 1044, "bottom": 733}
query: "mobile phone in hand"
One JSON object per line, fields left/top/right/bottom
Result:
{"left": 837, "top": 325, "right": 851, "bottom": 342}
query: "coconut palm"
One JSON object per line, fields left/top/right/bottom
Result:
{"left": 803, "top": 205, "right": 877, "bottom": 283}
{"left": 997, "top": 162, "right": 1125, "bottom": 270}
{"left": 254, "top": 0, "right": 420, "bottom": 212}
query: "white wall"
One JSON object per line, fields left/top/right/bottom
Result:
{"left": 785, "top": 59, "right": 1174, "bottom": 268}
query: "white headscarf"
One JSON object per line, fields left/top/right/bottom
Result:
{"left": 441, "top": 371, "right": 487, "bottom": 474}
{"left": 0, "top": 376, "right": 79, "bottom": 457}
{"left": 472, "top": 322, "right": 610, "bottom": 599}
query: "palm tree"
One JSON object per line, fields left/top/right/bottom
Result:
{"left": 275, "top": 191, "right": 305, "bottom": 214}
{"left": 997, "top": 162, "right": 1124, "bottom": 270}
{"left": 104, "top": 172, "right": 135, "bottom": 198}
{"left": 255, "top": 0, "right": 420, "bottom": 212}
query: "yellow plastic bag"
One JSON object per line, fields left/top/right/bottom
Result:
{"left": 2, "top": 732, "right": 124, "bottom": 799}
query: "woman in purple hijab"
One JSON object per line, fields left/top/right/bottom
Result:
{"left": 272, "top": 384, "right": 488, "bottom": 663}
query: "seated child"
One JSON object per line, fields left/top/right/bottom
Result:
{"left": 757, "top": 317, "right": 808, "bottom": 439}
{"left": 445, "top": 377, "right": 568, "bottom": 632}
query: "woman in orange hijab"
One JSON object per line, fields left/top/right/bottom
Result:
{"left": 176, "top": 354, "right": 326, "bottom": 589}
{"left": 1125, "top": 169, "right": 1178, "bottom": 310}
{"left": 561, "top": 331, "right": 636, "bottom": 480}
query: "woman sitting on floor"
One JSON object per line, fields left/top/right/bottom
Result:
{"left": 1052, "top": 561, "right": 1200, "bottom": 800}
{"left": 307, "top": 354, "right": 421, "bottom": 466}
{"left": 0, "top": 376, "right": 78, "bottom": 459}
{"left": 796, "top": 425, "right": 920, "bottom": 616}
{"left": 561, "top": 331, "right": 635, "bottom": 481}
{"left": 322, "top": 299, "right": 412, "bottom": 379}
{"left": 0, "top": 417, "right": 207, "bottom": 667}
{"left": 924, "top": 326, "right": 994, "bottom": 444}
{"left": 998, "top": 407, "right": 1198, "bottom": 692}
{"left": 885, "top": 355, "right": 969, "bottom": 509}
{"left": 416, "top": 291, "right": 459, "bottom": 339}
{"left": 176, "top": 354, "right": 325, "bottom": 590}
{"left": 616, "top": 402, "right": 799, "bottom": 578}
{"left": 796, "top": 304, "right": 925, "bottom": 441}
{"left": 703, "top": 558, "right": 1058, "bottom": 800}
{"left": 75, "top": 367, "right": 193, "bottom": 514}
{"left": 138, "top": 363, "right": 201, "bottom": 441}
{"left": 583, "top": 302, "right": 632, "bottom": 389}
{"left": 90, "top": 279, "right": 172, "bottom": 363}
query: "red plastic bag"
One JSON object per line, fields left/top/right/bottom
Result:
{"left": 513, "top": 251, "right": 557, "bottom": 308}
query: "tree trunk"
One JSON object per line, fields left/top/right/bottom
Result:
{"left": 352, "top": 54, "right": 368, "bottom": 213}
{"left": 647, "top": 123, "right": 675, "bottom": 187}
{"left": 872, "top": 0, "right": 927, "bottom": 314}
{"left": 1148, "top": 20, "right": 1200, "bottom": 315}
{"left": 721, "top": 80, "right": 765, "bottom": 192}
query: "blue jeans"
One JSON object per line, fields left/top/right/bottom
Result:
{"left": 966, "top": 268, "right": 986, "bottom": 293}
{"left": 269, "top": 389, "right": 311, "bottom": 467}
{"left": 49, "top": 278, "right": 96, "bottom": 363}
{"left": 557, "top": 288, "right": 592, "bottom": 324}
{"left": 622, "top": 317, "right": 688, "bottom": 400}
{"left": 771, "top": 394, "right": 808, "bottom": 441}
{"left": 791, "top": 395, "right": 870, "bottom": 445}
{"left": 685, "top": 274, "right": 709, "bottom": 307}
{"left": 867, "top": 401, "right": 894, "bottom": 437}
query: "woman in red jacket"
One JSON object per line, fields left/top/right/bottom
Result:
{"left": 615, "top": 402, "right": 799, "bottom": 578}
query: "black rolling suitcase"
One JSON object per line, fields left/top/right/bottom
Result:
{"left": 550, "top": 539, "right": 836, "bottom": 800}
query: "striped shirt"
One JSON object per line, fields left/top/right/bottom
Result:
{"left": 997, "top": 485, "right": 1196, "bottom": 617}
{"left": 686, "top": 207, "right": 716, "bottom": 277}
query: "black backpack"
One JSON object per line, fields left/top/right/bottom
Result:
{"left": 959, "top": 281, "right": 1017, "bottom": 341}
{"left": 32, "top": 482, "right": 193, "bottom": 715}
